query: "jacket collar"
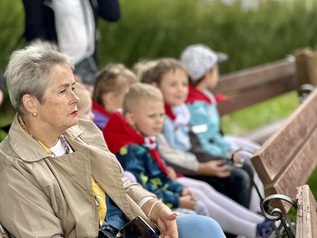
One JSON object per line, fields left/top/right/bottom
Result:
{"left": 8, "top": 114, "right": 87, "bottom": 162}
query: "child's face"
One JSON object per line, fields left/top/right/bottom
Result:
{"left": 78, "top": 96, "right": 95, "bottom": 121}
{"left": 126, "top": 99, "right": 165, "bottom": 137}
{"left": 157, "top": 68, "right": 188, "bottom": 106}
{"left": 113, "top": 86, "right": 130, "bottom": 110}
{"left": 103, "top": 85, "right": 130, "bottom": 113}
{"left": 205, "top": 65, "right": 219, "bottom": 88}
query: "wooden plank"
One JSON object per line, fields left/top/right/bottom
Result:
{"left": 214, "top": 58, "right": 296, "bottom": 94}
{"left": 251, "top": 89, "right": 317, "bottom": 184}
{"left": 296, "top": 185, "right": 317, "bottom": 238}
{"left": 265, "top": 128, "right": 317, "bottom": 212}
{"left": 217, "top": 77, "right": 297, "bottom": 115}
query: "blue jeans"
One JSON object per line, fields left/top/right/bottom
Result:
{"left": 176, "top": 214, "right": 225, "bottom": 238}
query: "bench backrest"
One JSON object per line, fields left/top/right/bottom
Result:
{"left": 251, "top": 88, "right": 317, "bottom": 212}
{"left": 214, "top": 57, "right": 298, "bottom": 116}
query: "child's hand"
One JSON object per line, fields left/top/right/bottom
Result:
{"left": 179, "top": 195, "right": 197, "bottom": 210}
{"left": 167, "top": 166, "right": 177, "bottom": 180}
{"left": 230, "top": 152, "right": 242, "bottom": 163}
{"left": 181, "top": 188, "right": 197, "bottom": 201}
{"left": 198, "top": 160, "right": 231, "bottom": 178}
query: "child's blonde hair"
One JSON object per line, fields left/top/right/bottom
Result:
{"left": 93, "top": 63, "right": 138, "bottom": 106}
{"left": 123, "top": 83, "right": 163, "bottom": 113}
{"left": 132, "top": 59, "right": 158, "bottom": 83}
{"left": 139, "top": 58, "right": 187, "bottom": 85}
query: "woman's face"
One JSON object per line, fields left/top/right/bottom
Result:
{"left": 35, "top": 64, "right": 79, "bottom": 133}
{"left": 157, "top": 68, "right": 188, "bottom": 107}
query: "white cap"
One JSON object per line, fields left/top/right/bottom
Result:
{"left": 180, "top": 44, "right": 228, "bottom": 81}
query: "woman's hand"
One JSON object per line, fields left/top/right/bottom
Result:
{"left": 156, "top": 208, "right": 178, "bottom": 238}
{"left": 145, "top": 200, "right": 178, "bottom": 238}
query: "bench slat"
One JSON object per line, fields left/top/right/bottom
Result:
{"left": 265, "top": 128, "right": 317, "bottom": 211}
{"left": 212, "top": 57, "right": 299, "bottom": 143}
{"left": 218, "top": 78, "right": 297, "bottom": 115}
{"left": 296, "top": 185, "right": 317, "bottom": 238}
{"left": 215, "top": 58, "right": 296, "bottom": 94}
{"left": 252, "top": 88, "right": 317, "bottom": 185}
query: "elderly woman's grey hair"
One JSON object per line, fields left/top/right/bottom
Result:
{"left": 4, "top": 43, "right": 74, "bottom": 115}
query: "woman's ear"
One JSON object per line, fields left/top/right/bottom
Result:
{"left": 22, "top": 94, "right": 37, "bottom": 114}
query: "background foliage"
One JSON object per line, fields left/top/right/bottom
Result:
{"left": 0, "top": 0, "right": 317, "bottom": 134}
{"left": 1, "top": 0, "right": 317, "bottom": 135}
{"left": 1, "top": 0, "right": 317, "bottom": 131}
{"left": 2, "top": 1, "right": 317, "bottom": 72}
{"left": 97, "top": 0, "right": 317, "bottom": 71}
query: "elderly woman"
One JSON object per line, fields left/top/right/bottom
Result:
{"left": 0, "top": 44, "right": 225, "bottom": 238}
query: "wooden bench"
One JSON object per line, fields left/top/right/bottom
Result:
{"left": 250, "top": 88, "right": 317, "bottom": 237}
{"left": 214, "top": 56, "right": 299, "bottom": 144}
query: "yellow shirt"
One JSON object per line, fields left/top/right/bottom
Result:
{"left": 92, "top": 177, "right": 107, "bottom": 227}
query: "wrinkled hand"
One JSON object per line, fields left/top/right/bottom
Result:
{"left": 154, "top": 205, "right": 178, "bottom": 238}
{"left": 198, "top": 160, "right": 231, "bottom": 178}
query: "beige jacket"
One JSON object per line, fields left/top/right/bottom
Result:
{"left": 0, "top": 115, "right": 156, "bottom": 238}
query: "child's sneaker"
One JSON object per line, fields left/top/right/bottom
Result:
{"left": 256, "top": 220, "right": 275, "bottom": 238}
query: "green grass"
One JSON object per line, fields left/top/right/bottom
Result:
{"left": 221, "top": 91, "right": 299, "bottom": 135}
{"left": 97, "top": 0, "right": 317, "bottom": 72}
